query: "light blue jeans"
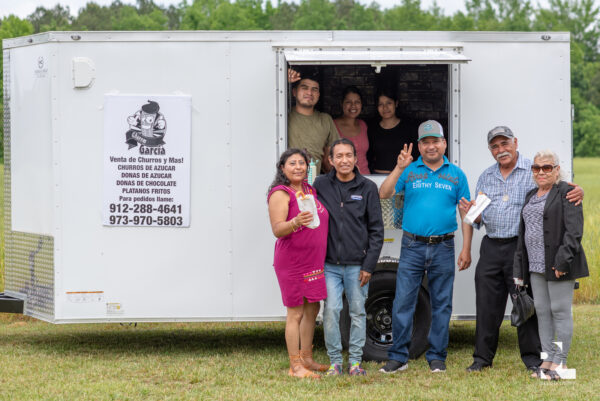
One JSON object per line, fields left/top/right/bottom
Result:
{"left": 323, "top": 263, "right": 369, "bottom": 365}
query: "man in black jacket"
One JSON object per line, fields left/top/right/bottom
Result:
{"left": 313, "top": 138, "right": 384, "bottom": 376}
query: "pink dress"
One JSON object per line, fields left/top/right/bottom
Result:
{"left": 268, "top": 184, "right": 328, "bottom": 307}
{"left": 334, "top": 119, "right": 370, "bottom": 174}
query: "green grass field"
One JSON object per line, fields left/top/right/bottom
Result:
{"left": 0, "top": 307, "right": 599, "bottom": 400}
{"left": 573, "top": 158, "right": 600, "bottom": 303}
{"left": 0, "top": 159, "right": 598, "bottom": 400}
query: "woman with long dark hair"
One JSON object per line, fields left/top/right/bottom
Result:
{"left": 333, "top": 86, "right": 370, "bottom": 174}
{"left": 267, "top": 148, "right": 329, "bottom": 378}
{"left": 368, "top": 88, "right": 419, "bottom": 173}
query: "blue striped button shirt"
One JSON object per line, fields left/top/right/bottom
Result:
{"left": 474, "top": 153, "right": 535, "bottom": 238}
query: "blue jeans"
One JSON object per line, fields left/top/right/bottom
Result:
{"left": 323, "top": 263, "right": 369, "bottom": 365}
{"left": 387, "top": 235, "right": 455, "bottom": 363}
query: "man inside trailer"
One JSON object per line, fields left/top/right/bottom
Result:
{"left": 288, "top": 68, "right": 339, "bottom": 174}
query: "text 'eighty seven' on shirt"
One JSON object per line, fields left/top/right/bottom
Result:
{"left": 394, "top": 156, "right": 470, "bottom": 237}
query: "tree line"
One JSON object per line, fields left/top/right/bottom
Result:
{"left": 1, "top": 0, "right": 599, "bottom": 156}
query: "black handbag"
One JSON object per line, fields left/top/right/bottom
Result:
{"left": 510, "top": 285, "right": 535, "bottom": 327}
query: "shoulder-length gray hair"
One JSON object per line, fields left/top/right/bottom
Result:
{"left": 533, "top": 149, "right": 566, "bottom": 182}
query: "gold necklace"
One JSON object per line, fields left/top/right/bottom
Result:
{"left": 290, "top": 183, "right": 303, "bottom": 192}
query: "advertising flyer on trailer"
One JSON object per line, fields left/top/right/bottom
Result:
{"left": 103, "top": 94, "right": 191, "bottom": 227}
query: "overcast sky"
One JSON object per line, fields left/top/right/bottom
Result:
{"left": 1, "top": 0, "right": 556, "bottom": 20}
{"left": 1, "top": 0, "right": 472, "bottom": 19}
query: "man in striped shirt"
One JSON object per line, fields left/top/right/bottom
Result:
{"left": 460, "top": 126, "right": 583, "bottom": 373}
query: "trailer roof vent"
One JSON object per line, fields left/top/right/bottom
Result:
{"left": 72, "top": 57, "right": 96, "bottom": 89}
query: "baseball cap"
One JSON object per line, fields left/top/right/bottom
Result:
{"left": 487, "top": 126, "right": 514, "bottom": 143}
{"left": 418, "top": 120, "right": 444, "bottom": 141}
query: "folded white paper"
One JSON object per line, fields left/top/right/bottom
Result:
{"left": 463, "top": 193, "right": 491, "bottom": 225}
{"left": 296, "top": 193, "right": 320, "bottom": 229}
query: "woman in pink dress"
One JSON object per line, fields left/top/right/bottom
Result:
{"left": 267, "top": 148, "right": 329, "bottom": 378}
{"left": 333, "top": 86, "right": 370, "bottom": 174}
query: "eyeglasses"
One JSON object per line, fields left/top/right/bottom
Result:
{"left": 531, "top": 164, "right": 557, "bottom": 174}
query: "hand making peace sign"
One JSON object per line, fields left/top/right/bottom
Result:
{"left": 396, "top": 143, "right": 414, "bottom": 170}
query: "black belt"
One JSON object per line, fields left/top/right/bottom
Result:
{"left": 487, "top": 236, "right": 518, "bottom": 244}
{"left": 404, "top": 231, "right": 454, "bottom": 244}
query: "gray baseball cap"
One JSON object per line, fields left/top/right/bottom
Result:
{"left": 418, "top": 120, "right": 444, "bottom": 141}
{"left": 487, "top": 126, "right": 515, "bottom": 143}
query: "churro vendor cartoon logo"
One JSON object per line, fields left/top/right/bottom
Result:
{"left": 125, "top": 100, "right": 167, "bottom": 154}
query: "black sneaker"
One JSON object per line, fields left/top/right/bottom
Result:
{"left": 429, "top": 360, "right": 446, "bottom": 373}
{"left": 379, "top": 360, "right": 408, "bottom": 373}
{"left": 466, "top": 361, "right": 491, "bottom": 372}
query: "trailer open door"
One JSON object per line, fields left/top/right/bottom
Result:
{"left": 276, "top": 45, "right": 470, "bottom": 161}
{"left": 274, "top": 44, "right": 471, "bottom": 360}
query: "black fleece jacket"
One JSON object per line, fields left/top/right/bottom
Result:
{"left": 313, "top": 168, "right": 384, "bottom": 273}
{"left": 513, "top": 181, "right": 589, "bottom": 284}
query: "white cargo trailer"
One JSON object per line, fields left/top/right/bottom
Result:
{"left": 1, "top": 31, "right": 572, "bottom": 360}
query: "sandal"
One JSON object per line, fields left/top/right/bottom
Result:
{"left": 530, "top": 367, "right": 544, "bottom": 379}
{"left": 544, "top": 369, "right": 561, "bottom": 381}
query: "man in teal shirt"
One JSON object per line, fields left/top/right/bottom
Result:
{"left": 378, "top": 120, "right": 473, "bottom": 374}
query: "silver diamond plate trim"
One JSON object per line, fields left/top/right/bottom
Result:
{"left": 5, "top": 234, "right": 54, "bottom": 319}
{"left": 3, "top": 49, "right": 55, "bottom": 321}
{"left": 3, "top": 49, "right": 10, "bottom": 233}
{"left": 3, "top": 48, "right": 11, "bottom": 295}
{"left": 380, "top": 193, "right": 404, "bottom": 230}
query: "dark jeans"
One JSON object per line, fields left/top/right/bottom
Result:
{"left": 388, "top": 235, "right": 455, "bottom": 363}
{"left": 472, "top": 236, "right": 542, "bottom": 368}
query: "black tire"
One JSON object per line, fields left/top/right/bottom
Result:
{"left": 340, "top": 270, "right": 431, "bottom": 362}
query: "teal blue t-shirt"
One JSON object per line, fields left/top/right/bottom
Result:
{"left": 394, "top": 156, "right": 470, "bottom": 236}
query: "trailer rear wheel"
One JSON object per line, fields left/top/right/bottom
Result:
{"left": 340, "top": 270, "right": 431, "bottom": 362}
